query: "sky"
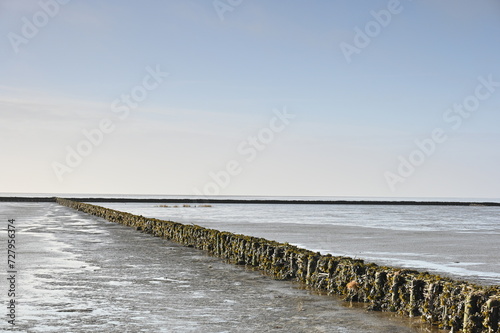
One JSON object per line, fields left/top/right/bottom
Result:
{"left": 1, "top": 0, "right": 500, "bottom": 199}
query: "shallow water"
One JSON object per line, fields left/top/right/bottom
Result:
{"left": 97, "top": 202, "right": 500, "bottom": 285}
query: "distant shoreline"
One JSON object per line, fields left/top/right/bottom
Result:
{"left": 1, "top": 196, "right": 499, "bottom": 206}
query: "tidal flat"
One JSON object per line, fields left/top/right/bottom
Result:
{"left": 0, "top": 202, "right": 443, "bottom": 332}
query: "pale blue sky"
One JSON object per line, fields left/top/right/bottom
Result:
{"left": 1, "top": 0, "right": 499, "bottom": 198}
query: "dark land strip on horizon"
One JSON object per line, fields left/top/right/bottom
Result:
{"left": 0, "top": 196, "right": 499, "bottom": 206}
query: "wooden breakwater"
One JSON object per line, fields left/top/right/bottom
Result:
{"left": 56, "top": 198, "right": 500, "bottom": 333}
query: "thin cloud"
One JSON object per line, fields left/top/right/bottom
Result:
{"left": 421, "top": 0, "right": 499, "bottom": 21}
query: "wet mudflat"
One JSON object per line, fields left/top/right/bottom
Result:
{"left": 0, "top": 203, "right": 442, "bottom": 332}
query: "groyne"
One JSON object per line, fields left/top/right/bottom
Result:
{"left": 56, "top": 198, "right": 500, "bottom": 333}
